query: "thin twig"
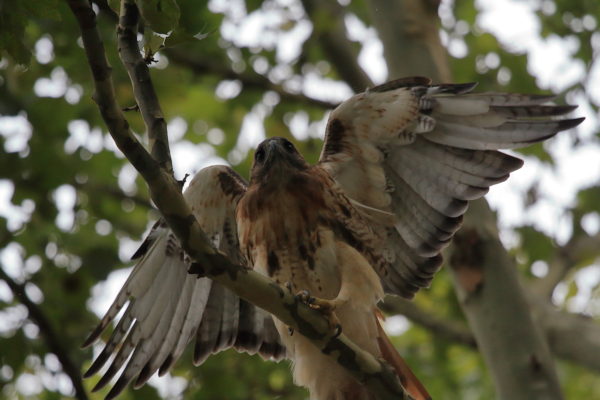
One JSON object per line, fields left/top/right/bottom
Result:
{"left": 164, "top": 48, "right": 338, "bottom": 109}
{"left": 122, "top": 104, "right": 139, "bottom": 112}
{"left": 381, "top": 295, "right": 477, "bottom": 348}
{"left": 0, "top": 266, "right": 89, "bottom": 400}
{"left": 532, "top": 232, "right": 600, "bottom": 299}
{"left": 301, "top": 0, "right": 373, "bottom": 92}
{"left": 117, "top": 0, "right": 173, "bottom": 174}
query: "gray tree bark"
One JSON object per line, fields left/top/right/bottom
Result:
{"left": 368, "top": 0, "right": 451, "bottom": 82}
{"left": 451, "top": 202, "right": 564, "bottom": 399}
{"left": 366, "top": 1, "right": 564, "bottom": 398}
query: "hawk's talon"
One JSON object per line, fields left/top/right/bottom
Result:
{"left": 284, "top": 281, "right": 293, "bottom": 294}
{"left": 295, "top": 290, "right": 339, "bottom": 312}
{"left": 295, "top": 290, "right": 313, "bottom": 304}
{"left": 295, "top": 290, "right": 342, "bottom": 336}
{"left": 333, "top": 323, "right": 342, "bottom": 338}
{"left": 307, "top": 297, "right": 337, "bottom": 312}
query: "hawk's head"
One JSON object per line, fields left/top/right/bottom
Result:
{"left": 250, "top": 137, "right": 309, "bottom": 185}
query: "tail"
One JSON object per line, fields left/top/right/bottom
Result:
{"left": 375, "top": 315, "right": 431, "bottom": 400}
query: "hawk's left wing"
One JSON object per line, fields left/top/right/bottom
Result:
{"left": 318, "top": 77, "right": 583, "bottom": 298}
{"left": 83, "top": 166, "right": 285, "bottom": 399}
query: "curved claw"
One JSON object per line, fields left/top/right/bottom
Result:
{"left": 295, "top": 289, "right": 343, "bottom": 337}
{"left": 332, "top": 323, "right": 342, "bottom": 338}
{"left": 284, "top": 281, "right": 293, "bottom": 294}
{"left": 295, "top": 289, "right": 314, "bottom": 305}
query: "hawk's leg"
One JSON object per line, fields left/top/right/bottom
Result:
{"left": 295, "top": 290, "right": 343, "bottom": 337}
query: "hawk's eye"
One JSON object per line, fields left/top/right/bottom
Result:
{"left": 283, "top": 140, "right": 295, "bottom": 153}
{"left": 255, "top": 148, "right": 266, "bottom": 163}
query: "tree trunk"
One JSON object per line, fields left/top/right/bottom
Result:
{"left": 450, "top": 201, "right": 564, "bottom": 399}
{"left": 368, "top": 0, "right": 451, "bottom": 82}
{"left": 367, "top": 1, "right": 564, "bottom": 398}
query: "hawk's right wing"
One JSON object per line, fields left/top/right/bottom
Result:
{"left": 318, "top": 77, "right": 583, "bottom": 298}
{"left": 83, "top": 165, "right": 285, "bottom": 400}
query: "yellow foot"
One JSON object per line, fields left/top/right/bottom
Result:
{"left": 295, "top": 290, "right": 343, "bottom": 338}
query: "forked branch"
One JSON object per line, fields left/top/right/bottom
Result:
{"left": 65, "top": 0, "right": 411, "bottom": 398}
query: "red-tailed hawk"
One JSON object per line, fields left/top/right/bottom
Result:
{"left": 83, "top": 77, "right": 583, "bottom": 400}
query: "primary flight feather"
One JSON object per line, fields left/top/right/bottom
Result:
{"left": 84, "top": 77, "right": 583, "bottom": 400}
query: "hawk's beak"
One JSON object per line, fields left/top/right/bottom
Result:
{"left": 265, "top": 140, "right": 285, "bottom": 163}
{"left": 267, "top": 139, "right": 278, "bottom": 152}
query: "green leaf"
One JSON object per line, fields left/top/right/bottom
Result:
{"left": 515, "top": 142, "right": 554, "bottom": 164}
{"left": 0, "top": 330, "right": 29, "bottom": 372}
{"left": 143, "top": 30, "right": 166, "bottom": 55}
{"left": 108, "top": 0, "right": 121, "bottom": 14}
{"left": 245, "top": 0, "right": 263, "bottom": 13}
{"left": 0, "top": 5, "right": 31, "bottom": 64}
{"left": 163, "top": 27, "right": 210, "bottom": 48}
{"left": 576, "top": 186, "right": 600, "bottom": 214}
{"left": 137, "top": 0, "right": 181, "bottom": 34}
{"left": 24, "top": 0, "right": 62, "bottom": 20}
{"left": 565, "top": 279, "right": 579, "bottom": 300}
{"left": 517, "top": 226, "right": 555, "bottom": 263}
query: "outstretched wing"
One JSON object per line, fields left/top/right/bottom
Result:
{"left": 318, "top": 77, "right": 583, "bottom": 298}
{"left": 83, "top": 165, "right": 285, "bottom": 399}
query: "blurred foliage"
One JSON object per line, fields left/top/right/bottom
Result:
{"left": 0, "top": 0, "right": 599, "bottom": 399}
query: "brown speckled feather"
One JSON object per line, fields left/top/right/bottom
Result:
{"left": 237, "top": 138, "right": 388, "bottom": 400}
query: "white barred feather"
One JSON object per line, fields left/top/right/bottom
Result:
{"left": 83, "top": 166, "right": 285, "bottom": 400}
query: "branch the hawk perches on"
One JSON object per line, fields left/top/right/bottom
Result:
{"left": 84, "top": 77, "right": 583, "bottom": 400}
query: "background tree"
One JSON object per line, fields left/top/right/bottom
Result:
{"left": 0, "top": 1, "right": 599, "bottom": 399}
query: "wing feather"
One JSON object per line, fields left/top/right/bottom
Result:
{"left": 134, "top": 270, "right": 196, "bottom": 386}
{"left": 319, "top": 78, "right": 583, "bottom": 298}
{"left": 84, "top": 165, "right": 285, "bottom": 399}
{"left": 84, "top": 305, "right": 135, "bottom": 378}
{"left": 425, "top": 119, "right": 582, "bottom": 150}
{"left": 193, "top": 282, "right": 225, "bottom": 365}
{"left": 158, "top": 277, "right": 212, "bottom": 375}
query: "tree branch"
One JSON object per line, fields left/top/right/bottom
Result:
{"left": 301, "top": 0, "right": 373, "bottom": 92}
{"left": 92, "top": 0, "right": 118, "bottom": 20}
{"left": 449, "top": 201, "right": 563, "bottom": 400}
{"left": 367, "top": 0, "right": 451, "bottom": 82}
{"left": 117, "top": 0, "right": 173, "bottom": 174}
{"left": 530, "top": 294, "right": 600, "bottom": 372}
{"left": 0, "top": 265, "right": 89, "bottom": 400}
{"left": 532, "top": 231, "right": 600, "bottom": 299}
{"left": 381, "top": 296, "right": 477, "bottom": 348}
{"left": 65, "top": 0, "right": 409, "bottom": 397}
{"left": 383, "top": 293, "right": 600, "bottom": 373}
{"left": 164, "top": 48, "right": 337, "bottom": 109}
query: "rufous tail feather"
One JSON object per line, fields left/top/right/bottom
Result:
{"left": 375, "top": 313, "right": 432, "bottom": 400}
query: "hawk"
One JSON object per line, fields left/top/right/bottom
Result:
{"left": 83, "top": 77, "right": 583, "bottom": 400}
